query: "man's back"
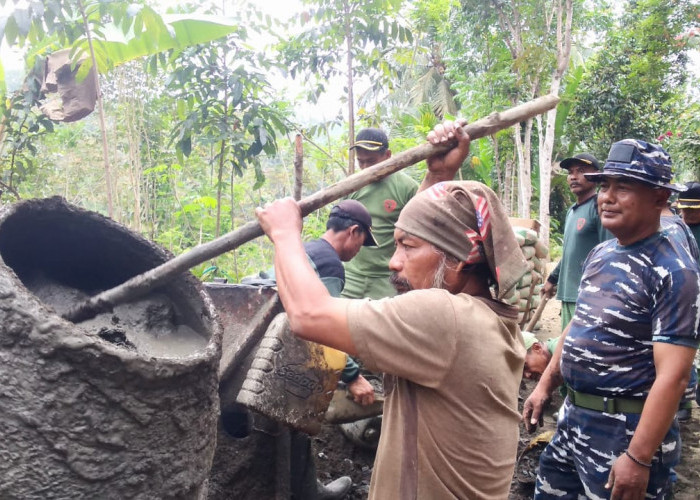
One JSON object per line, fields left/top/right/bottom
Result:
{"left": 304, "top": 238, "right": 344, "bottom": 295}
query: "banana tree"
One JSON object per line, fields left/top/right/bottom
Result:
{"left": 0, "top": 0, "right": 244, "bottom": 216}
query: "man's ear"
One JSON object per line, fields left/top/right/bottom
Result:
{"left": 350, "top": 224, "right": 363, "bottom": 240}
{"left": 532, "top": 342, "right": 543, "bottom": 353}
{"left": 655, "top": 188, "right": 671, "bottom": 209}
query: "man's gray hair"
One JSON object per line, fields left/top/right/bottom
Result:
{"left": 431, "top": 246, "right": 460, "bottom": 289}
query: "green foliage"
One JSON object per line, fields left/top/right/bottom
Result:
{"left": 0, "top": 61, "right": 55, "bottom": 201}
{"left": 0, "top": 0, "right": 243, "bottom": 74}
{"left": 277, "top": 0, "right": 413, "bottom": 129}
{"left": 166, "top": 36, "right": 287, "bottom": 188}
{"left": 567, "top": 0, "right": 697, "bottom": 156}
{"left": 553, "top": 64, "right": 585, "bottom": 158}
{"left": 161, "top": 3, "right": 291, "bottom": 199}
{"left": 661, "top": 98, "right": 700, "bottom": 180}
{"left": 359, "top": 0, "right": 459, "bottom": 120}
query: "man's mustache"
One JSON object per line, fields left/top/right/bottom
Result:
{"left": 390, "top": 272, "right": 412, "bottom": 293}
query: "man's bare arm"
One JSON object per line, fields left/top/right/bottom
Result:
{"left": 606, "top": 343, "right": 695, "bottom": 497}
{"left": 522, "top": 322, "right": 569, "bottom": 432}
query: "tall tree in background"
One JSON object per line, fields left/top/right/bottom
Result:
{"left": 278, "top": 0, "right": 412, "bottom": 174}
{"left": 568, "top": 0, "right": 697, "bottom": 159}
{"left": 443, "top": 3, "right": 516, "bottom": 207}
{"left": 358, "top": 0, "right": 458, "bottom": 123}
{"left": 166, "top": 35, "right": 288, "bottom": 243}
{"left": 445, "top": 0, "right": 599, "bottom": 244}
{"left": 536, "top": 0, "right": 573, "bottom": 244}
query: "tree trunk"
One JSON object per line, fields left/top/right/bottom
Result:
{"left": 215, "top": 140, "right": 226, "bottom": 240}
{"left": 504, "top": 158, "right": 513, "bottom": 214}
{"left": 293, "top": 134, "right": 304, "bottom": 201}
{"left": 491, "top": 135, "right": 502, "bottom": 199}
{"left": 538, "top": 87, "right": 558, "bottom": 245}
{"left": 514, "top": 120, "right": 533, "bottom": 218}
{"left": 125, "top": 97, "right": 142, "bottom": 232}
{"left": 230, "top": 166, "right": 239, "bottom": 279}
{"left": 538, "top": 0, "right": 573, "bottom": 246}
{"left": 344, "top": 0, "right": 355, "bottom": 175}
{"left": 77, "top": 0, "right": 114, "bottom": 219}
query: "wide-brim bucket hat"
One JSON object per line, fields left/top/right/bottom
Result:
{"left": 584, "top": 139, "right": 686, "bottom": 192}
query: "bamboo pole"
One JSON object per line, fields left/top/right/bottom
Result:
{"left": 63, "top": 94, "right": 560, "bottom": 323}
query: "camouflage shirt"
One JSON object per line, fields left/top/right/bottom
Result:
{"left": 562, "top": 230, "right": 700, "bottom": 398}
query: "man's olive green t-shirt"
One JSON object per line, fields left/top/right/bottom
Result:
{"left": 549, "top": 195, "right": 613, "bottom": 302}
{"left": 344, "top": 173, "right": 418, "bottom": 278}
{"left": 348, "top": 289, "right": 524, "bottom": 499}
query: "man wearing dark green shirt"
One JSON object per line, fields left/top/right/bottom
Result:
{"left": 542, "top": 153, "right": 613, "bottom": 329}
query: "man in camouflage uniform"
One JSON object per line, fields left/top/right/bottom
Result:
{"left": 677, "top": 181, "right": 700, "bottom": 407}
{"left": 523, "top": 139, "right": 700, "bottom": 499}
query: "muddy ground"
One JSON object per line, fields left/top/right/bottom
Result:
{"left": 314, "top": 298, "right": 700, "bottom": 499}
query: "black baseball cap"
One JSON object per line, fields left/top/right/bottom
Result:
{"left": 349, "top": 128, "right": 389, "bottom": 152}
{"left": 677, "top": 182, "right": 700, "bottom": 209}
{"left": 560, "top": 153, "right": 602, "bottom": 171}
{"left": 330, "top": 200, "right": 378, "bottom": 246}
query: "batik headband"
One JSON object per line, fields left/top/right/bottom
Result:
{"left": 395, "top": 181, "right": 528, "bottom": 299}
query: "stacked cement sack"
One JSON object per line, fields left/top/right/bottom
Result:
{"left": 503, "top": 225, "right": 549, "bottom": 326}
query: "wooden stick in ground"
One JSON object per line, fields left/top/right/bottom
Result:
{"left": 63, "top": 94, "right": 560, "bottom": 323}
{"left": 525, "top": 295, "right": 550, "bottom": 332}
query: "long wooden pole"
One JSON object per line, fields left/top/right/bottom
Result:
{"left": 525, "top": 295, "right": 550, "bottom": 332}
{"left": 63, "top": 94, "right": 559, "bottom": 323}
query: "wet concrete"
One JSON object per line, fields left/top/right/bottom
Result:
{"left": 0, "top": 197, "right": 222, "bottom": 498}
{"left": 24, "top": 272, "right": 208, "bottom": 358}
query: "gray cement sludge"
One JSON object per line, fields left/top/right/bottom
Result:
{"left": 0, "top": 197, "right": 222, "bottom": 498}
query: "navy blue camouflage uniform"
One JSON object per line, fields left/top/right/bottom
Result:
{"left": 661, "top": 214, "right": 700, "bottom": 407}
{"left": 536, "top": 230, "right": 700, "bottom": 499}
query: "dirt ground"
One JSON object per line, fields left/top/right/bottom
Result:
{"left": 314, "top": 297, "right": 700, "bottom": 499}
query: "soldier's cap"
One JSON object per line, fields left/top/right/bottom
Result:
{"left": 559, "top": 153, "right": 601, "bottom": 171}
{"left": 677, "top": 182, "right": 700, "bottom": 209}
{"left": 522, "top": 331, "right": 538, "bottom": 350}
{"left": 584, "top": 139, "right": 686, "bottom": 192}
{"left": 330, "top": 200, "right": 378, "bottom": 247}
{"left": 349, "top": 128, "right": 389, "bottom": 152}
